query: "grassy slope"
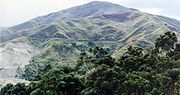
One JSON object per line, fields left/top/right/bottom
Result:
{"left": 1, "top": 9, "right": 180, "bottom": 64}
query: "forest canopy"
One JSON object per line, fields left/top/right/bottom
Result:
{"left": 1, "top": 32, "right": 180, "bottom": 95}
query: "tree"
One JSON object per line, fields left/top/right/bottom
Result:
{"left": 163, "top": 69, "right": 180, "bottom": 94}
{"left": 155, "top": 32, "right": 177, "bottom": 53}
{"left": 82, "top": 64, "right": 127, "bottom": 95}
{"left": 122, "top": 74, "right": 150, "bottom": 95}
{"left": 0, "top": 84, "right": 13, "bottom": 95}
{"left": 0, "top": 83, "right": 28, "bottom": 95}
{"left": 171, "top": 43, "right": 180, "bottom": 60}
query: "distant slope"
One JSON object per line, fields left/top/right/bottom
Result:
{"left": 1, "top": 1, "right": 179, "bottom": 42}
{"left": 1, "top": 1, "right": 180, "bottom": 60}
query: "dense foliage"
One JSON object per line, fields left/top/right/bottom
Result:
{"left": 1, "top": 32, "right": 180, "bottom": 95}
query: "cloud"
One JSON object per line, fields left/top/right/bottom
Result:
{"left": 118, "top": 0, "right": 180, "bottom": 19}
{"left": 139, "top": 8, "right": 164, "bottom": 15}
{"left": 176, "top": 17, "right": 180, "bottom": 21}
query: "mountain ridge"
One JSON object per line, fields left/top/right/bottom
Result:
{"left": 1, "top": 0, "right": 180, "bottom": 62}
{"left": 1, "top": 1, "right": 179, "bottom": 38}
{"left": 6, "top": 1, "right": 133, "bottom": 33}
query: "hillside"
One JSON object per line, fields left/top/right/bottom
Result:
{"left": 0, "top": 1, "right": 180, "bottom": 87}
{"left": 1, "top": 31, "right": 180, "bottom": 95}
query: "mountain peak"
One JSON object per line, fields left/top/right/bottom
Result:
{"left": 84, "top": 1, "right": 126, "bottom": 9}
{"left": 86, "top": 1, "right": 115, "bottom": 5}
{"left": 33, "top": 1, "right": 130, "bottom": 24}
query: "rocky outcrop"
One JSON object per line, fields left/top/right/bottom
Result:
{"left": 0, "top": 42, "right": 40, "bottom": 88}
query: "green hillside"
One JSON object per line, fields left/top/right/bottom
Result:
{"left": 1, "top": 32, "right": 180, "bottom": 95}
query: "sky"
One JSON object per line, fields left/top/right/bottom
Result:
{"left": 0, "top": 0, "right": 180, "bottom": 27}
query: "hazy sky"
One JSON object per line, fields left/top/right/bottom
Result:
{"left": 1, "top": 0, "right": 180, "bottom": 27}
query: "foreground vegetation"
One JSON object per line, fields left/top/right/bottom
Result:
{"left": 1, "top": 32, "right": 180, "bottom": 95}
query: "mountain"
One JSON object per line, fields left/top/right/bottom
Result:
{"left": 0, "top": 1, "right": 180, "bottom": 87}
{"left": 1, "top": 1, "right": 180, "bottom": 43}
